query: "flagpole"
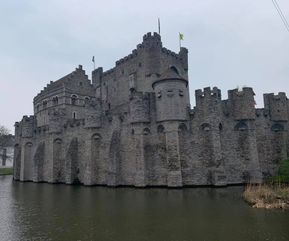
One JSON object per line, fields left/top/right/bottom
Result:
{"left": 158, "top": 18, "right": 160, "bottom": 35}
{"left": 92, "top": 56, "right": 95, "bottom": 71}
{"left": 179, "top": 33, "right": 181, "bottom": 49}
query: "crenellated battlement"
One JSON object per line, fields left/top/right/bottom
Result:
{"left": 227, "top": 87, "right": 256, "bottom": 120}
{"left": 264, "top": 92, "right": 288, "bottom": 121}
{"left": 228, "top": 87, "right": 254, "bottom": 98}
{"left": 194, "top": 87, "right": 222, "bottom": 119}
{"left": 34, "top": 65, "right": 89, "bottom": 102}
{"left": 115, "top": 49, "right": 138, "bottom": 66}
{"left": 110, "top": 32, "right": 162, "bottom": 70}
{"left": 196, "top": 87, "right": 221, "bottom": 99}
{"left": 161, "top": 47, "right": 180, "bottom": 59}
{"left": 142, "top": 32, "right": 161, "bottom": 45}
{"left": 20, "top": 115, "right": 36, "bottom": 138}
{"left": 22, "top": 115, "right": 35, "bottom": 122}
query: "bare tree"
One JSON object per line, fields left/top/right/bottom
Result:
{"left": 0, "top": 125, "right": 10, "bottom": 135}
{"left": 0, "top": 125, "right": 10, "bottom": 147}
{"left": 0, "top": 125, "right": 11, "bottom": 166}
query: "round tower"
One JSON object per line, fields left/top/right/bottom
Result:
{"left": 152, "top": 66, "right": 190, "bottom": 122}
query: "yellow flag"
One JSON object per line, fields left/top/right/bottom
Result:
{"left": 179, "top": 32, "right": 184, "bottom": 40}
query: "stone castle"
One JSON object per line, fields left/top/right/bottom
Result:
{"left": 13, "top": 32, "right": 289, "bottom": 187}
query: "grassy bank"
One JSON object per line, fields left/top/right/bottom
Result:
{"left": 243, "top": 184, "right": 289, "bottom": 209}
{"left": 0, "top": 167, "right": 13, "bottom": 175}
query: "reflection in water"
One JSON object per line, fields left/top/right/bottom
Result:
{"left": 0, "top": 176, "right": 289, "bottom": 241}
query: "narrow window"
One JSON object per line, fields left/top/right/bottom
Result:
{"left": 129, "top": 73, "right": 136, "bottom": 90}
{"left": 43, "top": 100, "right": 47, "bottom": 109}
{"left": 72, "top": 112, "right": 77, "bottom": 119}
{"left": 84, "top": 97, "right": 90, "bottom": 104}
{"left": 71, "top": 95, "right": 78, "bottom": 105}
{"left": 167, "top": 90, "right": 174, "bottom": 97}
{"left": 52, "top": 96, "right": 58, "bottom": 105}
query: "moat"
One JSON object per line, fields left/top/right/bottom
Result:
{"left": 0, "top": 176, "right": 288, "bottom": 241}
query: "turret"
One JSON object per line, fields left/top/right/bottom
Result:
{"left": 228, "top": 87, "right": 256, "bottom": 120}
{"left": 14, "top": 122, "right": 21, "bottom": 139}
{"left": 152, "top": 66, "right": 189, "bottom": 122}
{"left": 179, "top": 47, "right": 188, "bottom": 78}
{"left": 142, "top": 32, "right": 162, "bottom": 49}
{"left": 195, "top": 87, "right": 221, "bottom": 109}
{"left": 92, "top": 67, "right": 103, "bottom": 88}
{"left": 21, "top": 115, "right": 35, "bottom": 138}
{"left": 142, "top": 32, "right": 162, "bottom": 76}
{"left": 264, "top": 92, "right": 288, "bottom": 121}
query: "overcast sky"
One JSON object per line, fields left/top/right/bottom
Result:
{"left": 0, "top": 0, "right": 288, "bottom": 132}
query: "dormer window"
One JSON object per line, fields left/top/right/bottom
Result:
{"left": 179, "top": 90, "right": 184, "bottom": 96}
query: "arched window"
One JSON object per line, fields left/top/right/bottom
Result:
{"left": 92, "top": 133, "right": 101, "bottom": 141}
{"left": 71, "top": 95, "right": 78, "bottom": 105}
{"left": 271, "top": 123, "right": 284, "bottom": 132}
{"left": 201, "top": 123, "right": 211, "bottom": 132}
{"left": 143, "top": 128, "right": 150, "bottom": 135}
{"left": 234, "top": 121, "right": 248, "bottom": 131}
{"left": 157, "top": 125, "right": 165, "bottom": 133}
{"left": 178, "top": 123, "right": 187, "bottom": 132}
{"left": 84, "top": 97, "right": 90, "bottom": 104}
{"left": 169, "top": 65, "right": 180, "bottom": 75}
{"left": 52, "top": 96, "right": 58, "bottom": 105}
{"left": 54, "top": 138, "right": 62, "bottom": 145}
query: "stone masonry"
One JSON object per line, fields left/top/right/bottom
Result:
{"left": 13, "top": 32, "right": 289, "bottom": 187}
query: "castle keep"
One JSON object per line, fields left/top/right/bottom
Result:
{"left": 13, "top": 32, "right": 289, "bottom": 187}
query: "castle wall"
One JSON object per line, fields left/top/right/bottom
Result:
{"left": 14, "top": 32, "right": 289, "bottom": 188}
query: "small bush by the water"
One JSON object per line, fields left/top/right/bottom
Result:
{"left": 0, "top": 167, "right": 13, "bottom": 175}
{"left": 243, "top": 184, "right": 289, "bottom": 209}
{"left": 266, "top": 159, "right": 289, "bottom": 184}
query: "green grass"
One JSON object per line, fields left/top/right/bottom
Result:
{"left": 267, "top": 159, "right": 289, "bottom": 184}
{"left": 0, "top": 167, "right": 13, "bottom": 175}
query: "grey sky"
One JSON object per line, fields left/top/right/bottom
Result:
{"left": 0, "top": 0, "right": 288, "bottom": 132}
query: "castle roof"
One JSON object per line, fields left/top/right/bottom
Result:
{"left": 159, "top": 66, "right": 184, "bottom": 80}
{"left": 152, "top": 66, "right": 188, "bottom": 88}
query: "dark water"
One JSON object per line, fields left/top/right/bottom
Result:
{"left": 0, "top": 176, "right": 288, "bottom": 241}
